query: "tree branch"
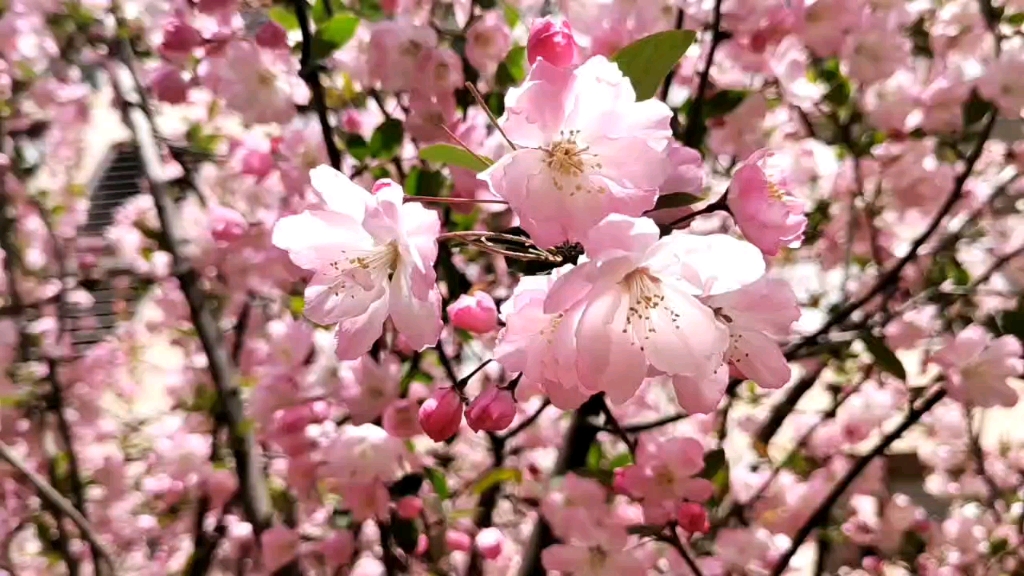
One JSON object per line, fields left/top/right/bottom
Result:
{"left": 104, "top": 51, "right": 277, "bottom": 541}
{"left": 293, "top": 0, "right": 343, "bottom": 170}
{"left": 681, "top": 0, "right": 725, "bottom": 148}
{"left": 768, "top": 386, "right": 947, "bottom": 575}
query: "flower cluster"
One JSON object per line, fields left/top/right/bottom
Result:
{"left": 1, "top": 0, "right": 1023, "bottom": 575}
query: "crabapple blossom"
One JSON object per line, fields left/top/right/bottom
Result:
{"left": 526, "top": 16, "right": 579, "bottom": 67}
{"left": 465, "top": 386, "right": 516, "bottom": 432}
{"left": 480, "top": 56, "right": 674, "bottom": 248}
{"left": 728, "top": 148, "right": 808, "bottom": 256}
{"left": 465, "top": 11, "right": 513, "bottom": 76}
{"left": 418, "top": 387, "right": 464, "bottom": 441}
{"left": 200, "top": 40, "right": 309, "bottom": 125}
{"left": 272, "top": 166, "right": 443, "bottom": 360}
{"left": 931, "top": 324, "right": 1024, "bottom": 408}
{"left": 542, "top": 215, "right": 765, "bottom": 404}
{"left": 447, "top": 291, "right": 499, "bottom": 334}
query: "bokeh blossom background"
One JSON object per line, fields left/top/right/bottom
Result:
{"left": 2, "top": 0, "right": 1024, "bottom": 575}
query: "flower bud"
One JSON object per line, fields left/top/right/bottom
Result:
{"left": 676, "top": 502, "right": 709, "bottom": 535}
{"left": 260, "top": 525, "right": 299, "bottom": 573}
{"left": 474, "top": 527, "right": 504, "bottom": 560}
{"left": 160, "top": 20, "right": 203, "bottom": 59}
{"left": 255, "top": 21, "right": 289, "bottom": 50}
{"left": 526, "top": 16, "right": 578, "bottom": 68}
{"left": 418, "top": 388, "right": 463, "bottom": 442}
{"left": 209, "top": 204, "right": 248, "bottom": 244}
{"left": 206, "top": 468, "right": 238, "bottom": 510}
{"left": 447, "top": 292, "right": 499, "bottom": 334}
{"left": 465, "top": 387, "right": 516, "bottom": 432}
{"left": 149, "top": 65, "right": 189, "bottom": 104}
{"left": 396, "top": 496, "right": 423, "bottom": 520}
{"left": 446, "top": 529, "right": 472, "bottom": 552}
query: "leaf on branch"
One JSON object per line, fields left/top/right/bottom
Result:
{"left": 471, "top": 468, "right": 523, "bottom": 495}
{"left": 419, "top": 143, "right": 494, "bottom": 173}
{"left": 651, "top": 192, "right": 704, "bottom": 211}
{"left": 310, "top": 13, "right": 360, "bottom": 61}
{"left": 368, "top": 118, "right": 404, "bottom": 158}
{"left": 423, "top": 467, "right": 450, "bottom": 500}
{"left": 861, "top": 334, "right": 907, "bottom": 381}
{"left": 612, "top": 29, "right": 697, "bottom": 101}
{"left": 699, "top": 448, "right": 729, "bottom": 493}
{"left": 268, "top": 6, "right": 299, "bottom": 30}
{"left": 701, "top": 89, "right": 748, "bottom": 119}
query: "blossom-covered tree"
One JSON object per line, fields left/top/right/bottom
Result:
{"left": 1, "top": 0, "right": 1024, "bottom": 575}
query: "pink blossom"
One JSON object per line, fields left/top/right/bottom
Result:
{"left": 338, "top": 354, "right": 401, "bottom": 425}
{"left": 319, "top": 531, "right": 356, "bottom": 573}
{"left": 149, "top": 64, "right": 189, "bottom": 104}
{"left": 931, "top": 324, "right": 1024, "bottom": 408}
{"left": 261, "top": 525, "right": 299, "bottom": 573}
{"left": 196, "top": 0, "right": 237, "bottom": 14}
{"left": 494, "top": 265, "right": 588, "bottom": 409}
{"left": 977, "top": 49, "right": 1024, "bottom": 118}
{"left": 479, "top": 56, "right": 673, "bottom": 248}
{"left": 677, "top": 502, "right": 710, "bottom": 535}
{"left": 159, "top": 20, "right": 203, "bottom": 62}
{"left": 396, "top": 496, "right": 423, "bottom": 519}
{"left": 466, "top": 11, "right": 513, "bottom": 76}
{"left": 205, "top": 469, "right": 237, "bottom": 510}
{"left": 465, "top": 387, "right": 516, "bottom": 432}
{"left": 418, "top": 387, "right": 463, "bottom": 441}
{"left": 618, "top": 436, "right": 714, "bottom": 524}
{"left": 382, "top": 398, "right": 423, "bottom": 438}
{"left": 727, "top": 149, "right": 808, "bottom": 256}
{"left": 446, "top": 530, "right": 472, "bottom": 552}
{"left": 474, "top": 527, "right": 504, "bottom": 560}
{"left": 208, "top": 204, "right": 248, "bottom": 245}
{"left": 272, "top": 166, "right": 442, "bottom": 360}
{"left": 367, "top": 19, "right": 439, "bottom": 93}
{"left": 405, "top": 90, "right": 458, "bottom": 144}
{"left": 321, "top": 424, "right": 406, "bottom": 485}
{"left": 527, "top": 16, "right": 578, "bottom": 68}
{"left": 542, "top": 215, "right": 765, "bottom": 404}
{"left": 414, "top": 47, "right": 464, "bottom": 96}
{"left": 541, "top": 525, "right": 648, "bottom": 576}
{"left": 447, "top": 291, "right": 499, "bottom": 334}
{"left": 254, "top": 21, "right": 289, "bottom": 51}
{"left": 200, "top": 40, "right": 308, "bottom": 125}
{"left": 704, "top": 276, "right": 799, "bottom": 389}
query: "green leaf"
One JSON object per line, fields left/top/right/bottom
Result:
{"left": 608, "top": 452, "right": 634, "bottom": 470}
{"left": 1007, "top": 12, "right": 1024, "bottom": 26}
{"left": 612, "top": 29, "right": 697, "bottom": 100}
{"left": 419, "top": 143, "right": 493, "bottom": 173}
{"left": 368, "top": 118, "right": 405, "bottom": 158}
{"left": 472, "top": 468, "right": 523, "bottom": 495}
{"left": 702, "top": 89, "right": 748, "bottom": 119}
{"left": 861, "top": 334, "right": 907, "bottom": 381}
{"left": 586, "top": 442, "right": 604, "bottom": 471}
{"left": 698, "top": 448, "right": 730, "bottom": 493}
{"left": 651, "top": 192, "right": 704, "bottom": 211}
{"left": 311, "top": 0, "right": 343, "bottom": 24}
{"left": 495, "top": 46, "right": 528, "bottom": 87}
{"left": 503, "top": 3, "right": 521, "bottom": 28}
{"left": 423, "top": 467, "right": 450, "bottom": 500}
{"left": 345, "top": 133, "right": 370, "bottom": 161}
{"left": 268, "top": 6, "right": 299, "bottom": 30}
{"left": 311, "top": 13, "right": 360, "bottom": 61}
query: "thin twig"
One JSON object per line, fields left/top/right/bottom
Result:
{"left": 501, "top": 399, "right": 552, "bottom": 441}
{"left": 680, "top": 0, "right": 725, "bottom": 148}
{"left": 104, "top": 50, "right": 277, "bottom": 541}
{"left": 464, "top": 82, "right": 517, "bottom": 151}
{"left": 0, "top": 442, "right": 116, "bottom": 571}
{"left": 659, "top": 9, "right": 686, "bottom": 102}
{"left": 293, "top": 0, "right": 343, "bottom": 170}
{"left": 768, "top": 386, "right": 947, "bottom": 575}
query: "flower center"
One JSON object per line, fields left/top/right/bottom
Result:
{"left": 621, "top": 268, "right": 673, "bottom": 349}
{"left": 546, "top": 139, "right": 586, "bottom": 178}
{"left": 351, "top": 242, "right": 400, "bottom": 276}
{"left": 766, "top": 180, "right": 786, "bottom": 201}
{"left": 327, "top": 242, "right": 400, "bottom": 296}
{"left": 543, "top": 130, "right": 604, "bottom": 195}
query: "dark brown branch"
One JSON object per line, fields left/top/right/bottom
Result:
{"left": 293, "top": 0, "right": 342, "bottom": 170}
{"left": 105, "top": 53, "right": 276, "bottom": 542}
{"left": 680, "top": 0, "right": 725, "bottom": 148}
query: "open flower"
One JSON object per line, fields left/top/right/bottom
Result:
{"left": 932, "top": 324, "right": 1023, "bottom": 408}
{"left": 479, "top": 56, "right": 673, "bottom": 248}
{"left": 727, "top": 149, "right": 807, "bottom": 256}
{"left": 542, "top": 215, "right": 766, "bottom": 404}
{"left": 272, "top": 166, "right": 442, "bottom": 360}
